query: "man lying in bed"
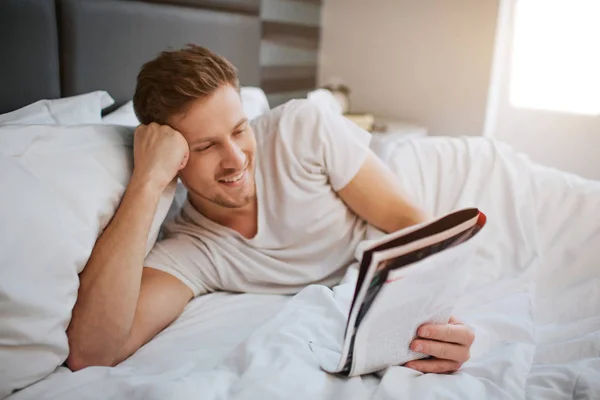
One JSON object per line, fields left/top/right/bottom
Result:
{"left": 66, "top": 45, "right": 475, "bottom": 374}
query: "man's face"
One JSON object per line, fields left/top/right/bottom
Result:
{"left": 168, "top": 84, "right": 257, "bottom": 209}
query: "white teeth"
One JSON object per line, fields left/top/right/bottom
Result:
{"left": 220, "top": 170, "right": 245, "bottom": 183}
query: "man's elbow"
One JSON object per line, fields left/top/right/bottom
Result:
{"left": 65, "top": 350, "right": 121, "bottom": 372}
{"left": 65, "top": 339, "right": 127, "bottom": 372}
{"left": 65, "top": 353, "right": 103, "bottom": 372}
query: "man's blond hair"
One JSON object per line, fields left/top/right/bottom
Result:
{"left": 133, "top": 44, "right": 239, "bottom": 125}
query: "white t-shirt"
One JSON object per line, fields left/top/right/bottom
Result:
{"left": 144, "top": 99, "right": 372, "bottom": 296}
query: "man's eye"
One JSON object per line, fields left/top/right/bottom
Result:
{"left": 233, "top": 129, "right": 244, "bottom": 137}
{"left": 195, "top": 143, "right": 213, "bottom": 152}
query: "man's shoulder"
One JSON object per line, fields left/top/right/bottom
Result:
{"left": 278, "top": 98, "right": 322, "bottom": 120}
{"left": 251, "top": 99, "right": 326, "bottom": 144}
{"left": 252, "top": 99, "right": 321, "bottom": 126}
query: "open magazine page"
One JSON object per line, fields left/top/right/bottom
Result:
{"left": 337, "top": 209, "right": 485, "bottom": 373}
{"left": 347, "top": 209, "right": 483, "bottom": 321}
{"left": 310, "top": 208, "right": 486, "bottom": 376}
{"left": 354, "top": 216, "right": 485, "bottom": 338}
{"left": 348, "top": 234, "right": 481, "bottom": 376}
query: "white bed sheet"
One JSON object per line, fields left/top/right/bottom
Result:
{"left": 9, "top": 136, "right": 600, "bottom": 400}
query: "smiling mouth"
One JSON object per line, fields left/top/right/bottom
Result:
{"left": 218, "top": 169, "right": 246, "bottom": 184}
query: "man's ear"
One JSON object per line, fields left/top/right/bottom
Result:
{"left": 179, "top": 152, "right": 189, "bottom": 171}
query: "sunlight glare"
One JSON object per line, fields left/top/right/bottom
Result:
{"left": 510, "top": 0, "right": 600, "bottom": 115}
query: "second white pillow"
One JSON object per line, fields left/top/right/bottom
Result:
{"left": 0, "top": 91, "right": 115, "bottom": 125}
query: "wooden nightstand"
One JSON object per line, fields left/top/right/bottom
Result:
{"left": 368, "top": 117, "right": 428, "bottom": 156}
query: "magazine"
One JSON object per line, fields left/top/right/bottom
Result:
{"left": 310, "top": 207, "right": 487, "bottom": 377}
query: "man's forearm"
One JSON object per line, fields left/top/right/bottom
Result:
{"left": 337, "top": 152, "right": 431, "bottom": 235}
{"left": 390, "top": 204, "right": 430, "bottom": 232}
{"left": 66, "top": 178, "right": 163, "bottom": 370}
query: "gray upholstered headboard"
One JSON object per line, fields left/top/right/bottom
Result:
{"left": 1, "top": 0, "right": 61, "bottom": 114}
{"left": 0, "top": 0, "right": 261, "bottom": 114}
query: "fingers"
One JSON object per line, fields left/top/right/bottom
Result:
{"left": 417, "top": 320, "right": 475, "bottom": 346}
{"left": 404, "top": 359, "right": 462, "bottom": 374}
{"left": 411, "top": 339, "right": 470, "bottom": 363}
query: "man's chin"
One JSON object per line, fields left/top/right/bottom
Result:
{"left": 212, "top": 195, "right": 253, "bottom": 209}
{"left": 213, "top": 186, "right": 255, "bottom": 209}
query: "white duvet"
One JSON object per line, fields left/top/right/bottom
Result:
{"left": 9, "top": 136, "right": 600, "bottom": 400}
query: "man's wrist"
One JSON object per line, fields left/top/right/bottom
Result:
{"left": 128, "top": 173, "right": 167, "bottom": 199}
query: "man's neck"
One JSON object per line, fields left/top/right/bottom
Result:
{"left": 189, "top": 195, "right": 258, "bottom": 239}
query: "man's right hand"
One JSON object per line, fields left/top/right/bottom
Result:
{"left": 131, "top": 123, "right": 189, "bottom": 191}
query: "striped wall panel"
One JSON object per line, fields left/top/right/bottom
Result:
{"left": 141, "top": 0, "right": 260, "bottom": 15}
{"left": 139, "top": 0, "right": 321, "bottom": 107}
{"left": 261, "top": 0, "right": 320, "bottom": 25}
{"left": 259, "top": 0, "right": 322, "bottom": 107}
{"left": 260, "top": 41, "right": 318, "bottom": 66}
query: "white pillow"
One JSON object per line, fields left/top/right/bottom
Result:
{"left": 0, "top": 124, "right": 176, "bottom": 397}
{"left": 240, "top": 87, "right": 270, "bottom": 120}
{"left": 101, "top": 101, "right": 139, "bottom": 127}
{"left": 0, "top": 91, "right": 115, "bottom": 125}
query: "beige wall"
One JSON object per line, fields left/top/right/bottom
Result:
{"left": 318, "top": 0, "right": 499, "bottom": 137}
{"left": 492, "top": 111, "right": 600, "bottom": 180}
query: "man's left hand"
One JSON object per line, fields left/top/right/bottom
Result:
{"left": 404, "top": 316, "right": 475, "bottom": 374}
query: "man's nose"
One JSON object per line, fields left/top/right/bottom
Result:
{"left": 221, "top": 141, "right": 246, "bottom": 171}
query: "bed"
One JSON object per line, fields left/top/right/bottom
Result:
{"left": 1, "top": 1, "right": 600, "bottom": 399}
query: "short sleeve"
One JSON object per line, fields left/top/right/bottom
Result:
{"left": 280, "top": 100, "right": 372, "bottom": 191}
{"left": 318, "top": 107, "right": 372, "bottom": 191}
{"left": 144, "top": 234, "right": 213, "bottom": 297}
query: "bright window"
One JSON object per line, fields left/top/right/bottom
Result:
{"left": 510, "top": 0, "right": 600, "bottom": 115}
